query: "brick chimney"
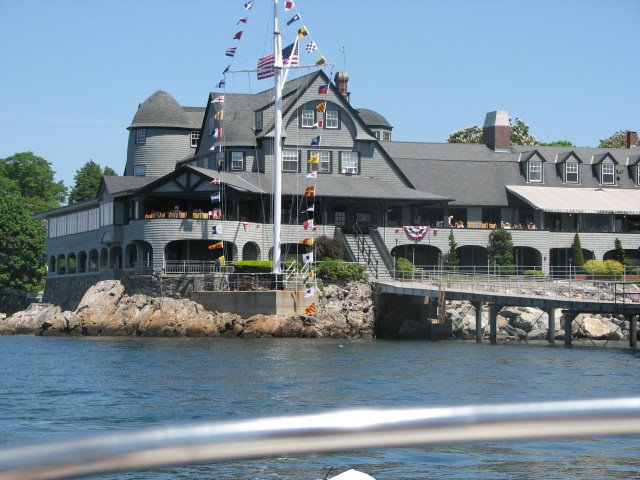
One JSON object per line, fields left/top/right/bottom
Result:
{"left": 483, "top": 110, "right": 511, "bottom": 151}
{"left": 626, "top": 131, "right": 638, "bottom": 148}
{"left": 334, "top": 72, "right": 350, "bottom": 103}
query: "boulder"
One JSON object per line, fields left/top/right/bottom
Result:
{"left": 1, "top": 303, "right": 64, "bottom": 334}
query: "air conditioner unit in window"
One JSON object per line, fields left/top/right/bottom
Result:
{"left": 342, "top": 167, "right": 357, "bottom": 174}
{"left": 616, "top": 168, "right": 624, "bottom": 174}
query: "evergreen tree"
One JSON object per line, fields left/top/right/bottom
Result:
{"left": 572, "top": 233, "right": 585, "bottom": 269}
{"left": 489, "top": 229, "right": 514, "bottom": 274}
{"left": 0, "top": 194, "right": 46, "bottom": 292}
{"left": 69, "top": 160, "right": 117, "bottom": 204}
{"left": 614, "top": 238, "right": 627, "bottom": 265}
{"left": 445, "top": 230, "right": 459, "bottom": 270}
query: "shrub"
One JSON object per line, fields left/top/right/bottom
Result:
{"left": 572, "top": 233, "right": 585, "bottom": 268}
{"left": 232, "top": 260, "right": 272, "bottom": 273}
{"left": 583, "top": 259, "right": 624, "bottom": 276}
{"left": 395, "top": 257, "right": 415, "bottom": 279}
{"left": 523, "top": 270, "right": 545, "bottom": 277}
{"left": 316, "top": 259, "right": 367, "bottom": 284}
{"left": 489, "top": 229, "right": 514, "bottom": 274}
{"left": 315, "top": 236, "right": 346, "bottom": 261}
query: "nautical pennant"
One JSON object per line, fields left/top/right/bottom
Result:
{"left": 306, "top": 171, "right": 317, "bottom": 179}
{"left": 306, "top": 41, "right": 317, "bottom": 53}
{"left": 318, "top": 84, "right": 328, "bottom": 95}
{"left": 286, "top": 14, "right": 300, "bottom": 25}
{"left": 211, "top": 127, "right": 222, "bottom": 138}
{"left": 222, "top": 65, "right": 230, "bottom": 74}
{"left": 300, "top": 238, "right": 314, "bottom": 245}
{"left": 312, "top": 120, "right": 323, "bottom": 129}
{"left": 209, "top": 177, "right": 221, "bottom": 184}
{"left": 316, "top": 102, "right": 326, "bottom": 113}
{"left": 216, "top": 80, "right": 225, "bottom": 88}
{"left": 208, "top": 241, "right": 224, "bottom": 250}
{"left": 211, "top": 95, "right": 225, "bottom": 103}
{"left": 305, "top": 303, "right": 316, "bottom": 314}
{"left": 303, "top": 219, "right": 314, "bottom": 230}
{"left": 285, "top": 1, "right": 295, "bottom": 11}
{"left": 244, "top": 1, "right": 254, "bottom": 10}
{"left": 211, "top": 192, "right": 221, "bottom": 203}
{"left": 226, "top": 48, "right": 237, "bottom": 57}
{"left": 304, "top": 286, "right": 315, "bottom": 298}
{"left": 233, "top": 31, "right": 243, "bottom": 40}
{"left": 310, "top": 135, "right": 321, "bottom": 146}
{"left": 315, "top": 55, "right": 328, "bottom": 67}
{"left": 297, "top": 26, "right": 308, "bottom": 39}
{"left": 304, "top": 186, "right": 315, "bottom": 197}
{"left": 302, "top": 252, "right": 314, "bottom": 264}
{"left": 215, "top": 110, "right": 224, "bottom": 120}
{"left": 237, "top": 17, "right": 247, "bottom": 24}
{"left": 308, "top": 153, "right": 319, "bottom": 164}
{"left": 211, "top": 225, "right": 222, "bottom": 234}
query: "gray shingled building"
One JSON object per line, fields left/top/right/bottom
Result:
{"left": 37, "top": 70, "right": 640, "bottom": 306}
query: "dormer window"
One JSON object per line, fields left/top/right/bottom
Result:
{"left": 601, "top": 163, "right": 615, "bottom": 185}
{"left": 136, "top": 129, "right": 146, "bottom": 145}
{"left": 565, "top": 162, "right": 578, "bottom": 183}
{"left": 528, "top": 160, "right": 542, "bottom": 182}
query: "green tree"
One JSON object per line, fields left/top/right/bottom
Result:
{"left": 489, "top": 229, "right": 514, "bottom": 273}
{"left": 68, "top": 160, "right": 117, "bottom": 204}
{"left": 447, "top": 117, "right": 538, "bottom": 145}
{"left": 539, "top": 140, "right": 575, "bottom": 147}
{"left": 314, "top": 235, "right": 346, "bottom": 260}
{"left": 613, "top": 238, "right": 627, "bottom": 265}
{"left": 0, "top": 195, "right": 46, "bottom": 292}
{"left": 598, "top": 130, "right": 628, "bottom": 148}
{"left": 572, "top": 233, "right": 585, "bottom": 269}
{"left": 445, "top": 230, "right": 459, "bottom": 269}
{"left": 0, "top": 152, "right": 66, "bottom": 214}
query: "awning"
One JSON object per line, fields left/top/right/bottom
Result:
{"left": 506, "top": 186, "right": 640, "bottom": 215}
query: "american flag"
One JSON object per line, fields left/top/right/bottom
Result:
{"left": 257, "top": 53, "right": 275, "bottom": 79}
{"left": 282, "top": 42, "right": 299, "bottom": 67}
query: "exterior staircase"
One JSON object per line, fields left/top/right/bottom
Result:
{"left": 343, "top": 232, "right": 392, "bottom": 281}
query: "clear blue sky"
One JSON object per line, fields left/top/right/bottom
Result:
{"left": 1, "top": 0, "right": 638, "bottom": 191}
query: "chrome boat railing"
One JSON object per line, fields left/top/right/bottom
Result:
{"left": 1, "top": 397, "right": 640, "bottom": 480}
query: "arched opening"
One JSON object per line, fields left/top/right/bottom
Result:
{"left": 457, "top": 245, "right": 489, "bottom": 272}
{"left": 269, "top": 242, "right": 311, "bottom": 264}
{"left": 604, "top": 249, "right": 640, "bottom": 267}
{"left": 67, "top": 252, "right": 77, "bottom": 274}
{"left": 125, "top": 243, "right": 138, "bottom": 269}
{"left": 165, "top": 240, "right": 235, "bottom": 263}
{"left": 137, "top": 241, "right": 153, "bottom": 272}
{"left": 78, "top": 251, "right": 87, "bottom": 273}
{"left": 89, "top": 250, "right": 99, "bottom": 272}
{"left": 110, "top": 246, "right": 123, "bottom": 270}
{"left": 549, "top": 247, "right": 594, "bottom": 277}
{"left": 242, "top": 241, "right": 260, "bottom": 261}
{"left": 57, "top": 254, "right": 66, "bottom": 275}
{"left": 514, "top": 246, "right": 542, "bottom": 273}
{"left": 391, "top": 244, "right": 442, "bottom": 269}
{"left": 49, "top": 256, "right": 56, "bottom": 275}
{"left": 100, "top": 248, "right": 109, "bottom": 269}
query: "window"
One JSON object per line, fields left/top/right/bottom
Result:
{"left": 528, "top": 160, "right": 542, "bottom": 182}
{"left": 565, "top": 162, "right": 578, "bottom": 183}
{"left": 301, "top": 110, "right": 315, "bottom": 128}
{"left": 133, "top": 164, "right": 146, "bottom": 176}
{"left": 255, "top": 111, "right": 263, "bottom": 131}
{"left": 282, "top": 149, "right": 299, "bottom": 172}
{"left": 309, "top": 151, "right": 331, "bottom": 173}
{"left": 136, "top": 129, "right": 146, "bottom": 145}
{"left": 382, "top": 131, "right": 391, "bottom": 141}
{"left": 190, "top": 131, "right": 200, "bottom": 148}
{"left": 231, "top": 151, "right": 244, "bottom": 171}
{"left": 340, "top": 152, "right": 359, "bottom": 174}
{"left": 601, "top": 163, "right": 615, "bottom": 185}
{"left": 325, "top": 110, "right": 339, "bottom": 129}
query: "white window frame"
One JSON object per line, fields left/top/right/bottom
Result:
{"left": 301, "top": 110, "right": 315, "bottom": 128}
{"left": 528, "top": 160, "right": 542, "bottom": 182}
{"left": 282, "top": 149, "right": 299, "bottom": 172}
{"left": 565, "top": 162, "right": 578, "bottom": 183}
{"left": 340, "top": 151, "right": 358, "bottom": 174}
{"left": 133, "top": 164, "right": 146, "bottom": 176}
{"left": 231, "top": 151, "right": 244, "bottom": 171}
{"left": 601, "top": 163, "right": 615, "bottom": 185}
{"left": 136, "top": 129, "right": 146, "bottom": 144}
{"left": 382, "top": 130, "right": 391, "bottom": 141}
{"left": 309, "top": 151, "right": 331, "bottom": 173}
{"left": 190, "top": 131, "right": 200, "bottom": 148}
{"left": 255, "top": 111, "right": 263, "bottom": 131}
{"left": 325, "top": 110, "right": 339, "bottom": 129}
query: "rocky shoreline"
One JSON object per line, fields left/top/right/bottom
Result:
{"left": 0, "top": 280, "right": 375, "bottom": 339}
{"left": 1, "top": 280, "right": 636, "bottom": 341}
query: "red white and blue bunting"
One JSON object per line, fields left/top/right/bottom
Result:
{"left": 403, "top": 226, "right": 429, "bottom": 241}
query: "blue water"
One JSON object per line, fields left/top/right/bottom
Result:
{"left": 2, "top": 336, "right": 640, "bottom": 479}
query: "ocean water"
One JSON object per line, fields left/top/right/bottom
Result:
{"left": 1, "top": 336, "right": 640, "bottom": 479}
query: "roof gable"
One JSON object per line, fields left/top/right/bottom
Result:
{"left": 556, "top": 151, "right": 583, "bottom": 164}
{"left": 591, "top": 152, "right": 618, "bottom": 165}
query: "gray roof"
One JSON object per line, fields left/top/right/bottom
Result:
{"left": 356, "top": 108, "right": 392, "bottom": 129}
{"left": 384, "top": 141, "right": 640, "bottom": 206}
{"left": 129, "top": 90, "right": 202, "bottom": 129}
{"left": 102, "top": 175, "right": 160, "bottom": 196}
{"left": 188, "top": 166, "right": 449, "bottom": 202}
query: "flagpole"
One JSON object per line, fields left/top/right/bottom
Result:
{"left": 272, "top": 0, "right": 283, "bottom": 274}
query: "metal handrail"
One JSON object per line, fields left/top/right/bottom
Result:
{"left": 1, "top": 397, "right": 640, "bottom": 480}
